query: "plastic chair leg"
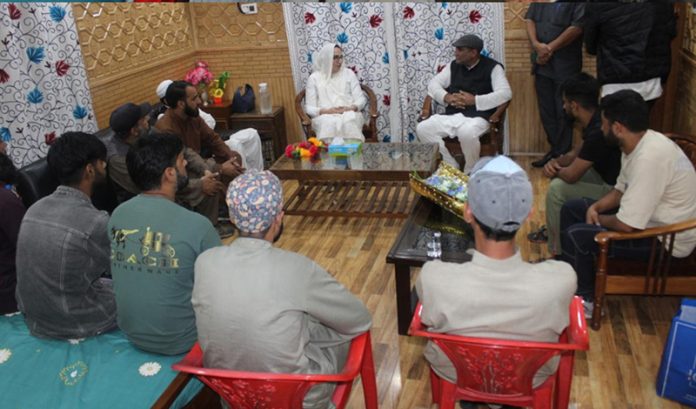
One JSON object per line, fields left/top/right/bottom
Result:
{"left": 438, "top": 380, "right": 457, "bottom": 409}
{"left": 429, "top": 367, "right": 441, "bottom": 404}
{"left": 360, "top": 333, "right": 379, "bottom": 409}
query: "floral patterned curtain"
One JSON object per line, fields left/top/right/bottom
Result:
{"left": 283, "top": 2, "right": 505, "bottom": 145}
{"left": 0, "top": 3, "right": 97, "bottom": 168}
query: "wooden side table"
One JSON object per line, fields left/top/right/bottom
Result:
{"left": 229, "top": 107, "right": 287, "bottom": 168}
{"left": 199, "top": 100, "right": 233, "bottom": 130}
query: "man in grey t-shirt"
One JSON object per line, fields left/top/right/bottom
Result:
{"left": 193, "top": 171, "right": 371, "bottom": 409}
{"left": 16, "top": 132, "right": 116, "bottom": 339}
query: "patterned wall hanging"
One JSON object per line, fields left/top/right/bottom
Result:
{"left": 0, "top": 3, "right": 97, "bottom": 168}
{"left": 284, "top": 2, "right": 505, "bottom": 148}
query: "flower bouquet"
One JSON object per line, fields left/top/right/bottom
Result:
{"left": 410, "top": 162, "right": 469, "bottom": 219}
{"left": 285, "top": 137, "right": 326, "bottom": 159}
{"left": 184, "top": 61, "right": 214, "bottom": 103}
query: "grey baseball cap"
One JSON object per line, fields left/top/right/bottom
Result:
{"left": 468, "top": 156, "right": 532, "bottom": 233}
{"left": 452, "top": 34, "right": 483, "bottom": 51}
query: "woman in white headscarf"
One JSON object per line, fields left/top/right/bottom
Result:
{"left": 305, "top": 43, "right": 367, "bottom": 142}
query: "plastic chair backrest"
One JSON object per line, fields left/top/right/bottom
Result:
{"left": 409, "top": 296, "right": 588, "bottom": 404}
{"left": 173, "top": 332, "right": 378, "bottom": 409}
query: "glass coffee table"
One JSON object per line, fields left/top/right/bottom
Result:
{"left": 270, "top": 143, "right": 438, "bottom": 218}
{"left": 386, "top": 197, "right": 475, "bottom": 335}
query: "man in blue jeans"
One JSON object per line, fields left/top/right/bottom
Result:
{"left": 560, "top": 90, "right": 696, "bottom": 318}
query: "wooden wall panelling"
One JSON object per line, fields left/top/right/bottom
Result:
{"left": 74, "top": 3, "right": 196, "bottom": 128}
{"left": 674, "top": 4, "right": 696, "bottom": 135}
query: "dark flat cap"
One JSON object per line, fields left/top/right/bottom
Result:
{"left": 110, "top": 102, "right": 151, "bottom": 134}
{"left": 452, "top": 34, "right": 483, "bottom": 51}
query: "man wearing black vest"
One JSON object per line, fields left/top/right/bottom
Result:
{"left": 416, "top": 34, "right": 512, "bottom": 174}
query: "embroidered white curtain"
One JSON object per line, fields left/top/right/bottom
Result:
{"left": 0, "top": 3, "right": 97, "bottom": 167}
{"left": 284, "top": 2, "right": 505, "bottom": 147}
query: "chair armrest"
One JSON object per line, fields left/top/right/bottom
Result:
{"left": 419, "top": 96, "right": 433, "bottom": 122}
{"left": 294, "top": 89, "right": 312, "bottom": 127}
{"left": 594, "top": 218, "right": 696, "bottom": 245}
{"left": 360, "top": 84, "right": 379, "bottom": 119}
{"left": 488, "top": 101, "right": 510, "bottom": 124}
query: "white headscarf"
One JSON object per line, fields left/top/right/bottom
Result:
{"left": 313, "top": 43, "right": 343, "bottom": 83}
{"left": 312, "top": 43, "right": 353, "bottom": 106}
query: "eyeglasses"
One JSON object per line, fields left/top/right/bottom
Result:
{"left": 333, "top": 55, "right": 344, "bottom": 61}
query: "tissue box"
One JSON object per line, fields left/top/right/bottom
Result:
{"left": 328, "top": 142, "right": 362, "bottom": 156}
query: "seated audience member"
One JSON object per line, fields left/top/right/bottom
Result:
{"left": 156, "top": 80, "right": 243, "bottom": 228}
{"left": 305, "top": 43, "right": 367, "bottom": 143}
{"left": 16, "top": 132, "right": 116, "bottom": 339}
{"left": 416, "top": 34, "right": 512, "bottom": 173}
{"left": 528, "top": 73, "right": 621, "bottom": 256}
{"left": 0, "top": 153, "right": 25, "bottom": 314}
{"left": 192, "top": 171, "right": 372, "bottom": 409}
{"left": 105, "top": 102, "right": 152, "bottom": 203}
{"left": 156, "top": 79, "right": 265, "bottom": 171}
{"left": 416, "top": 156, "right": 576, "bottom": 391}
{"left": 560, "top": 90, "right": 696, "bottom": 316}
{"left": 109, "top": 133, "right": 221, "bottom": 355}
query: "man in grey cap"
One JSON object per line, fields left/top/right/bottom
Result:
{"left": 416, "top": 34, "right": 512, "bottom": 173}
{"left": 416, "top": 156, "right": 576, "bottom": 396}
{"left": 193, "top": 171, "right": 372, "bottom": 409}
{"left": 105, "top": 102, "right": 152, "bottom": 203}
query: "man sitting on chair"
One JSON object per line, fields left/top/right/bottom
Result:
{"left": 305, "top": 43, "right": 367, "bottom": 143}
{"left": 193, "top": 171, "right": 372, "bottom": 409}
{"left": 416, "top": 156, "right": 576, "bottom": 393}
{"left": 416, "top": 34, "right": 512, "bottom": 174}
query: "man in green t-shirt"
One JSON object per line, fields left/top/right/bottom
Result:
{"left": 108, "top": 133, "right": 221, "bottom": 355}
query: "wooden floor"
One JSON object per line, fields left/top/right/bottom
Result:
{"left": 222, "top": 156, "right": 687, "bottom": 409}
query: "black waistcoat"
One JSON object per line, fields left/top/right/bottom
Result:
{"left": 445, "top": 56, "right": 501, "bottom": 120}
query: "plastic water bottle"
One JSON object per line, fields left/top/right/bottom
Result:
{"left": 427, "top": 231, "right": 442, "bottom": 259}
{"left": 258, "top": 82, "right": 272, "bottom": 114}
{"left": 433, "top": 231, "right": 442, "bottom": 258}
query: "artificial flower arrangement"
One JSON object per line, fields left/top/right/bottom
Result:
{"left": 285, "top": 137, "right": 326, "bottom": 159}
{"left": 184, "top": 61, "right": 214, "bottom": 98}
{"left": 211, "top": 71, "right": 230, "bottom": 103}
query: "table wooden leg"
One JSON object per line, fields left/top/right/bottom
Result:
{"left": 394, "top": 264, "right": 413, "bottom": 336}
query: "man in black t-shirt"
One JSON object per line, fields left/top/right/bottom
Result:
{"left": 528, "top": 73, "right": 621, "bottom": 256}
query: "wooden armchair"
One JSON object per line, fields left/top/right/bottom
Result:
{"left": 590, "top": 133, "right": 696, "bottom": 330}
{"left": 419, "top": 96, "right": 509, "bottom": 166}
{"left": 295, "top": 83, "right": 379, "bottom": 143}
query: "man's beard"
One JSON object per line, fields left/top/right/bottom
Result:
{"left": 175, "top": 169, "right": 189, "bottom": 191}
{"left": 603, "top": 128, "right": 621, "bottom": 147}
{"left": 184, "top": 104, "right": 199, "bottom": 118}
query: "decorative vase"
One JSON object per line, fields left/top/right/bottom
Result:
{"left": 200, "top": 89, "right": 209, "bottom": 106}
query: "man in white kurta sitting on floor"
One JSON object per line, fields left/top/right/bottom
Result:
{"left": 417, "top": 34, "right": 512, "bottom": 173}
{"left": 192, "top": 170, "right": 372, "bottom": 409}
{"left": 305, "top": 43, "right": 367, "bottom": 143}
{"left": 416, "top": 156, "right": 576, "bottom": 397}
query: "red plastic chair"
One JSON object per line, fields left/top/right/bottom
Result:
{"left": 409, "top": 296, "right": 589, "bottom": 409}
{"left": 172, "top": 332, "right": 378, "bottom": 409}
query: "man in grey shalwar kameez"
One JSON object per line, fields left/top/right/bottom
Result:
{"left": 192, "top": 170, "right": 372, "bottom": 409}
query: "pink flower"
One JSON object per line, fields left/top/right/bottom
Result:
{"left": 369, "top": 14, "right": 383, "bottom": 28}
{"left": 403, "top": 6, "right": 415, "bottom": 20}
{"left": 304, "top": 12, "right": 316, "bottom": 24}
{"left": 469, "top": 10, "right": 482, "bottom": 24}
{"left": 55, "top": 60, "right": 70, "bottom": 76}
{"left": 184, "top": 61, "right": 214, "bottom": 86}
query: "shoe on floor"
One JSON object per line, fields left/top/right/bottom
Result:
{"left": 215, "top": 222, "right": 236, "bottom": 239}
{"left": 527, "top": 226, "right": 549, "bottom": 243}
{"left": 531, "top": 151, "right": 556, "bottom": 168}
